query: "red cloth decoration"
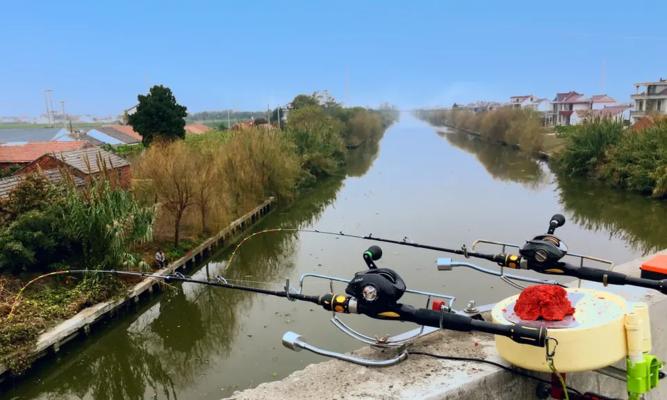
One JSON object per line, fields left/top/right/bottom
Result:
{"left": 514, "top": 285, "right": 575, "bottom": 321}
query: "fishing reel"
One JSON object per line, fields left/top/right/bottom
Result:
{"left": 467, "top": 213, "right": 615, "bottom": 290}
{"left": 347, "top": 246, "right": 407, "bottom": 314}
{"left": 518, "top": 214, "right": 569, "bottom": 272}
{"left": 284, "top": 245, "right": 457, "bottom": 366}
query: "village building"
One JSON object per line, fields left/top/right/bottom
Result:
{"left": 0, "top": 168, "right": 85, "bottom": 199}
{"left": 631, "top": 78, "right": 667, "bottom": 122}
{"left": 84, "top": 124, "right": 142, "bottom": 145}
{"left": 454, "top": 101, "right": 504, "bottom": 113}
{"left": 17, "top": 147, "right": 132, "bottom": 189}
{"left": 185, "top": 123, "right": 213, "bottom": 135}
{"left": 0, "top": 141, "right": 91, "bottom": 171}
{"left": 548, "top": 92, "right": 628, "bottom": 126}
{"left": 509, "top": 95, "right": 550, "bottom": 112}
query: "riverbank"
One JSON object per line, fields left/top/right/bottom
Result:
{"left": 433, "top": 122, "right": 562, "bottom": 160}
{"left": 415, "top": 107, "right": 550, "bottom": 155}
{"left": 417, "top": 109, "right": 666, "bottom": 199}
{"left": 0, "top": 198, "right": 274, "bottom": 383}
{"left": 228, "top": 248, "right": 667, "bottom": 400}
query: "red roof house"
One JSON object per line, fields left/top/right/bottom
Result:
{"left": 185, "top": 123, "right": 213, "bottom": 135}
{"left": 0, "top": 141, "right": 91, "bottom": 169}
{"left": 18, "top": 147, "right": 132, "bottom": 189}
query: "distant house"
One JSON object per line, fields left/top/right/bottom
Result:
{"left": 84, "top": 125, "right": 142, "bottom": 145}
{"left": 631, "top": 78, "right": 667, "bottom": 122}
{"left": 0, "top": 141, "right": 91, "bottom": 170}
{"left": 550, "top": 92, "right": 591, "bottom": 126}
{"left": 576, "top": 95, "right": 630, "bottom": 123}
{"left": 119, "top": 105, "right": 138, "bottom": 124}
{"left": 185, "top": 123, "right": 213, "bottom": 135}
{"left": 548, "top": 92, "right": 623, "bottom": 126}
{"left": 0, "top": 168, "right": 85, "bottom": 199}
{"left": 18, "top": 147, "right": 132, "bottom": 189}
{"left": 456, "top": 101, "right": 504, "bottom": 113}
{"left": 590, "top": 94, "right": 618, "bottom": 110}
{"left": 509, "top": 95, "right": 550, "bottom": 115}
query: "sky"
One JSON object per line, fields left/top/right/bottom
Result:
{"left": 0, "top": 0, "right": 666, "bottom": 117}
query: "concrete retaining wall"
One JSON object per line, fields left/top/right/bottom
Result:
{"left": 229, "top": 249, "right": 667, "bottom": 400}
{"left": 0, "top": 197, "right": 275, "bottom": 382}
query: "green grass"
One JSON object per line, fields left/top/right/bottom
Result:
{"left": 542, "top": 134, "right": 567, "bottom": 155}
{"left": 0, "top": 276, "right": 125, "bottom": 374}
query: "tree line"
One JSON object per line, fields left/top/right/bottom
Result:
{"left": 132, "top": 90, "right": 398, "bottom": 249}
{"left": 416, "top": 107, "right": 545, "bottom": 154}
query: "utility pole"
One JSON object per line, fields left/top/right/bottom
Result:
{"left": 44, "top": 89, "right": 54, "bottom": 127}
{"left": 60, "top": 100, "right": 66, "bottom": 128}
{"left": 267, "top": 104, "right": 270, "bottom": 126}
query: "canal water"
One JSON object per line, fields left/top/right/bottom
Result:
{"left": 5, "top": 114, "right": 667, "bottom": 400}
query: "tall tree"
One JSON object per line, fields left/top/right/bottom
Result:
{"left": 290, "top": 94, "right": 320, "bottom": 110}
{"left": 129, "top": 85, "right": 188, "bottom": 146}
{"left": 135, "top": 141, "right": 197, "bottom": 246}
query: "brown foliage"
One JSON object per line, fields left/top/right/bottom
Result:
{"left": 134, "top": 129, "right": 300, "bottom": 245}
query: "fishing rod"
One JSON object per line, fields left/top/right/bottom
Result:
{"left": 43, "top": 265, "right": 546, "bottom": 350}
{"left": 252, "top": 215, "right": 666, "bottom": 295}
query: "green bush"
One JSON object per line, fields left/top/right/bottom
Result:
{"left": 599, "top": 120, "right": 667, "bottom": 197}
{"left": 0, "top": 174, "right": 154, "bottom": 274}
{"left": 555, "top": 119, "right": 624, "bottom": 177}
{"left": 285, "top": 105, "right": 346, "bottom": 180}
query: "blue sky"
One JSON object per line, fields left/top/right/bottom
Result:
{"left": 0, "top": 0, "right": 665, "bottom": 116}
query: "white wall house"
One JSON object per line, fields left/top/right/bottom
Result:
{"left": 631, "top": 79, "right": 667, "bottom": 122}
{"left": 549, "top": 92, "right": 627, "bottom": 125}
{"left": 550, "top": 92, "right": 590, "bottom": 125}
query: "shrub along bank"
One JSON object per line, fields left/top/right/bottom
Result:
{"left": 554, "top": 118, "right": 667, "bottom": 198}
{"left": 134, "top": 94, "right": 397, "bottom": 248}
{"left": 0, "top": 176, "right": 154, "bottom": 372}
{"left": 416, "top": 107, "right": 546, "bottom": 154}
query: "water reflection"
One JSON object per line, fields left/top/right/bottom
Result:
{"left": 345, "top": 133, "right": 383, "bottom": 177}
{"left": 557, "top": 176, "right": 667, "bottom": 255}
{"left": 440, "top": 129, "right": 667, "bottom": 255}
{"left": 30, "top": 315, "right": 178, "bottom": 400}
{"left": 440, "top": 130, "right": 549, "bottom": 189}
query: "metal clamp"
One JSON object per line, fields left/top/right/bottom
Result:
{"left": 297, "top": 272, "right": 455, "bottom": 348}
{"left": 436, "top": 258, "right": 562, "bottom": 290}
{"left": 282, "top": 331, "right": 408, "bottom": 367}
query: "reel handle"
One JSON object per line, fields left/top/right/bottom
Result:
{"left": 363, "top": 245, "right": 383, "bottom": 269}
{"left": 548, "top": 214, "right": 566, "bottom": 234}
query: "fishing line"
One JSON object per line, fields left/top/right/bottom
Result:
{"left": 224, "top": 226, "right": 491, "bottom": 270}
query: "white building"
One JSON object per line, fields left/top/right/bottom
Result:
{"left": 631, "top": 78, "right": 667, "bottom": 122}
